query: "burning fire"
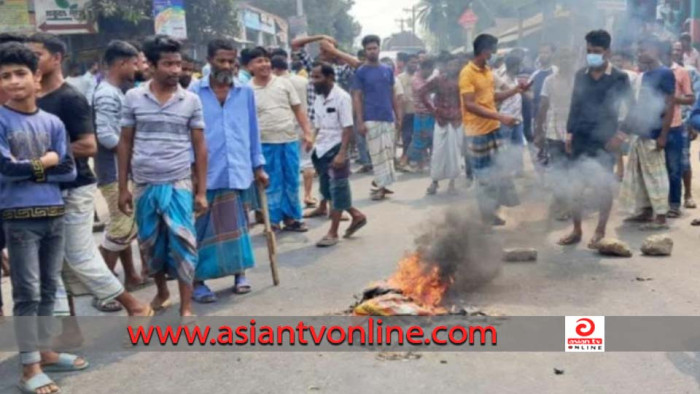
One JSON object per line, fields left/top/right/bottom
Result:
{"left": 387, "top": 253, "right": 454, "bottom": 310}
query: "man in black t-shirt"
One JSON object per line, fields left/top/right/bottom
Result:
{"left": 28, "top": 33, "right": 151, "bottom": 320}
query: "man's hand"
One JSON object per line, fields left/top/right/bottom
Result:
{"left": 332, "top": 152, "right": 347, "bottom": 169}
{"left": 358, "top": 122, "right": 368, "bottom": 136}
{"left": 320, "top": 35, "right": 337, "bottom": 46}
{"left": 118, "top": 190, "right": 134, "bottom": 216}
{"left": 656, "top": 134, "right": 668, "bottom": 150}
{"left": 40, "top": 151, "right": 60, "bottom": 169}
{"left": 303, "top": 134, "right": 314, "bottom": 153}
{"left": 565, "top": 134, "right": 573, "bottom": 155}
{"left": 499, "top": 114, "right": 517, "bottom": 127}
{"left": 255, "top": 168, "right": 270, "bottom": 188}
{"left": 605, "top": 132, "right": 626, "bottom": 153}
{"left": 194, "top": 193, "right": 208, "bottom": 217}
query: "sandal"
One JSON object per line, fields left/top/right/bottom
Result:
{"left": 92, "top": 297, "right": 123, "bottom": 313}
{"left": 303, "top": 208, "right": 327, "bottom": 219}
{"left": 685, "top": 198, "right": 697, "bottom": 209}
{"left": 150, "top": 297, "right": 172, "bottom": 313}
{"left": 18, "top": 373, "right": 60, "bottom": 394}
{"left": 192, "top": 284, "right": 217, "bottom": 304}
{"left": 426, "top": 183, "right": 438, "bottom": 196}
{"left": 691, "top": 219, "right": 700, "bottom": 226}
{"left": 344, "top": 217, "right": 368, "bottom": 239}
{"left": 233, "top": 276, "right": 252, "bottom": 294}
{"left": 316, "top": 236, "right": 339, "bottom": 248}
{"left": 125, "top": 278, "right": 154, "bottom": 292}
{"left": 667, "top": 209, "right": 682, "bottom": 219}
{"left": 640, "top": 222, "right": 670, "bottom": 231}
{"left": 283, "top": 221, "right": 308, "bottom": 233}
{"left": 558, "top": 233, "right": 582, "bottom": 246}
{"left": 371, "top": 189, "right": 388, "bottom": 201}
{"left": 42, "top": 353, "right": 89, "bottom": 373}
{"left": 304, "top": 198, "right": 318, "bottom": 208}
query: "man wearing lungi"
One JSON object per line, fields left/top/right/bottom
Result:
{"left": 118, "top": 35, "right": 208, "bottom": 317}
{"left": 352, "top": 35, "right": 402, "bottom": 201}
{"left": 419, "top": 55, "right": 464, "bottom": 196}
{"left": 460, "top": 34, "right": 522, "bottom": 226}
{"left": 189, "top": 39, "right": 269, "bottom": 303}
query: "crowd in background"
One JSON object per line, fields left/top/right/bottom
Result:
{"left": 2, "top": 22, "right": 700, "bottom": 393}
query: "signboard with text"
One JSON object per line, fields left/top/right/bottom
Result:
{"left": 153, "top": 0, "right": 187, "bottom": 40}
{"left": 35, "top": 0, "right": 97, "bottom": 35}
{"left": 0, "top": 0, "right": 33, "bottom": 33}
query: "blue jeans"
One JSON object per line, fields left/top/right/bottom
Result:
{"left": 4, "top": 217, "right": 65, "bottom": 365}
{"left": 665, "top": 128, "right": 684, "bottom": 210}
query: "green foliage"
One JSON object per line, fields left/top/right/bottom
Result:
{"left": 247, "top": 0, "right": 361, "bottom": 49}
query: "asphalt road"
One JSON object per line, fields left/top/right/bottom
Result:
{"left": 2, "top": 157, "right": 700, "bottom": 393}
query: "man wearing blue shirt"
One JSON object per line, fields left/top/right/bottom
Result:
{"left": 189, "top": 39, "right": 269, "bottom": 303}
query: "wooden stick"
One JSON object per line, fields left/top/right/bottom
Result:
{"left": 257, "top": 181, "right": 280, "bottom": 286}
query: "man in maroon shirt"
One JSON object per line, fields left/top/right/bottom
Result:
{"left": 419, "top": 56, "right": 464, "bottom": 195}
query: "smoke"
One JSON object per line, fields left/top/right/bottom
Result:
{"left": 413, "top": 207, "right": 503, "bottom": 294}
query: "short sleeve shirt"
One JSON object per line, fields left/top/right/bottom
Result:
{"left": 459, "top": 62, "right": 500, "bottom": 136}
{"left": 250, "top": 76, "right": 301, "bottom": 143}
{"left": 38, "top": 83, "right": 96, "bottom": 189}
{"left": 541, "top": 74, "right": 573, "bottom": 141}
{"left": 121, "top": 82, "right": 205, "bottom": 184}
{"left": 313, "top": 85, "right": 354, "bottom": 158}
{"left": 630, "top": 67, "right": 676, "bottom": 139}
{"left": 352, "top": 64, "right": 395, "bottom": 122}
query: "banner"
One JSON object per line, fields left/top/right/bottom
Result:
{"left": 34, "top": 0, "right": 97, "bottom": 35}
{"left": 153, "top": 0, "right": 187, "bottom": 40}
{"left": 0, "top": 0, "right": 32, "bottom": 33}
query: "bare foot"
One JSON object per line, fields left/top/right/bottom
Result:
{"left": 587, "top": 233, "right": 605, "bottom": 250}
{"left": 558, "top": 232, "right": 582, "bottom": 246}
{"left": 150, "top": 293, "right": 171, "bottom": 312}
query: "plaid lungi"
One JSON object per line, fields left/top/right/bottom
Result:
{"left": 367, "top": 121, "right": 396, "bottom": 188}
{"left": 619, "top": 136, "right": 670, "bottom": 216}
{"left": 195, "top": 189, "right": 255, "bottom": 281}
{"left": 466, "top": 128, "right": 520, "bottom": 209}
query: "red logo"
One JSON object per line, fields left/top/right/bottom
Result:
{"left": 575, "top": 318, "right": 595, "bottom": 337}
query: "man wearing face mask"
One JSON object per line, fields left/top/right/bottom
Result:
{"left": 188, "top": 39, "right": 269, "bottom": 303}
{"left": 559, "top": 30, "right": 632, "bottom": 249}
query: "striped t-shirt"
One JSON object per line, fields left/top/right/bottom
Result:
{"left": 121, "top": 81, "right": 205, "bottom": 184}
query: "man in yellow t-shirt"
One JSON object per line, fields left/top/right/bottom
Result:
{"left": 459, "top": 34, "right": 523, "bottom": 226}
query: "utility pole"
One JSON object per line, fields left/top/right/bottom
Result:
{"left": 403, "top": 5, "right": 418, "bottom": 48}
{"left": 396, "top": 18, "right": 409, "bottom": 32}
{"left": 295, "top": 0, "right": 307, "bottom": 37}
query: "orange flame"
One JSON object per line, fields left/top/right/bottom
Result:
{"left": 387, "top": 253, "right": 453, "bottom": 309}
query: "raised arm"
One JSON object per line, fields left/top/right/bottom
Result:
{"left": 320, "top": 40, "right": 361, "bottom": 69}
{"left": 291, "top": 35, "right": 336, "bottom": 51}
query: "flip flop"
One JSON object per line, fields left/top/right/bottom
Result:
{"left": 316, "top": 236, "right": 339, "bottom": 247}
{"left": 344, "top": 217, "right": 368, "bottom": 239}
{"left": 691, "top": 219, "right": 700, "bottom": 226}
{"left": 304, "top": 198, "right": 318, "bottom": 208}
{"left": 42, "top": 353, "right": 89, "bottom": 373}
{"left": 233, "top": 276, "right": 252, "bottom": 294}
{"left": 667, "top": 210, "right": 682, "bottom": 219}
{"left": 18, "top": 372, "right": 59, "bottom": 394}
{"left": 150, "top": 298, "right": 172, "bottom": 313}
{"left": 283, "top": 221, "right": 308, "bottom": 233}
{"left": 303, "top": 209, "right": 327, "bottom": 219}
{"left": 92, "top": 297, "right": 123, "bottom": 313}
{"left": 640, "top": 223, "right": 670, "bottom": 231}
{"left": 125, "top": 278, "right": 154, "bottom": 292}
{"left": 192, "top": 284, "right": 217, "bottom": 304}
{"left": 686, "top": 198, "right": 697, "bottom": 209}
{"left": 558, "top": 233, "right": 582, "bottom": 246}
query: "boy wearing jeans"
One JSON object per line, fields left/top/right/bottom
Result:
{"left": 0, "top": 42, "right": 87, "bottom": 394}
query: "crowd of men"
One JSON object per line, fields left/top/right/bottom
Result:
{"left": 2, "top": 23, "right": 700, "bottom": 393}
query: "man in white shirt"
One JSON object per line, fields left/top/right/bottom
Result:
{"left": 308, "top": 62, "right": 367, "bottom": 247}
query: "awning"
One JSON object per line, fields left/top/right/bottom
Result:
{"left": 497, "top": 9, "right": 571, "bottom": 45}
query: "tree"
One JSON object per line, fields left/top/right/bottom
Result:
{"left": 247, "top": 0, "right": 361, "bottom": 49}
{"left": 417, "top": 0, "right": 470, "bottom": 50}
{"left": 87, "top": 0, "right": 239, "bottom": 43}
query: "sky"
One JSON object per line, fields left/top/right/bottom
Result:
{"left": 350, "top": 0, "right": 422, "bottom": 42}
